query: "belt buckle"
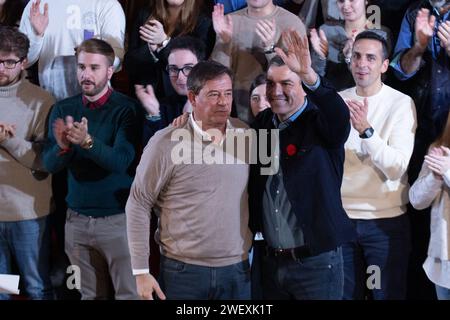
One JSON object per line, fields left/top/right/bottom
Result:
{"left": 274, "top": 248, "right": 284, "bottom": 257}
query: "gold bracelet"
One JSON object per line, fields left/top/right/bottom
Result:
{"left": 81, "top": 134, "right": 94, "bottom": 149}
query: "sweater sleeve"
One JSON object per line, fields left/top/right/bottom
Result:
{"left": 0, "top": 95, "right": 54, "bottom": 171}
{"left": 123, "top": 10, "right": 160, "bottom": 85}
{"left": 304, "top": 77, "right": 350, "bottom": 147}
{"left": 193, "top": 15, "right": 216, "bottom": 59}
{"left": 19, "top": 1, "right": 44, "bottom": 67}
{"left": 80, "top": 107, "right": 138, "bottom": 173}
{"left": 361, "top": 97, "right": 417, "bottom": 181}
{"left": 209, "top": 13, "right": 234, "bottom": 68}
{"left": 98, "top": 1, "right": 126, "bottom": 71}
{"left": 126, "top": 135, "right": 174, "bottom": 271}
{"left": 409, "top": 162, "right": 443, "bottom": 210}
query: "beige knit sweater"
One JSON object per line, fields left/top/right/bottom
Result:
{"left": 0, "top": 78, "right": 54, "bottom": 221}
{"left": 126, "top": 116, "right": 253, "bottom": 271}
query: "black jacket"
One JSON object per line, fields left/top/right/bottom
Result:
{"left": 249, "top": 78, "right": 356, "bottom": 255}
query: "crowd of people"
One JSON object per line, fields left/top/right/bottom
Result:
{"left": 1, "top": 0, "right": 449, "bottom": 301}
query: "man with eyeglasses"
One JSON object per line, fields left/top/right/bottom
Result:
{"left": 0, "top": 26, "right": 55, "bottom": 300}
{"left": 135, "top": 36, "right": 205, "bottom": 146}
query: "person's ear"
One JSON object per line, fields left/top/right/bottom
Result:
{"left": 187, "top": 90, "right": 196, "bottom": 108}
{"left": 381, "top": 58, "right": 389, "bottom": 74}
{"left": 107, "top": 65, "right": 114, "bottom": 80}
{"left": 20, "top": 58, "right": 28, "bottom": 71}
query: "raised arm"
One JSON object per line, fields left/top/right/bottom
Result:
{"left": 276, "top": 30, "right": 350, "bottom": 146}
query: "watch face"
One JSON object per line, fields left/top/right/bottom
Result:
{"left": 364, "top": 128, "right": 374, "bottom": 138}
{"left": 359, "top": 127, "right": 374, "bottom": 139}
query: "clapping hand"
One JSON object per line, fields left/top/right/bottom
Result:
{"left": 424, "top": 146, "right": 450, "bottom": 178}
{"left": 30, "top": 0, "right": 49, "bottom": 37}
{"left": 256, "top": 19, "right": 276, "bottom": 51}
{"left": 135, "top": 84, "right": 160, "bottom": 116}
{"left": 310, "top": 28, "right": 329, "bottom": 59}
{"left": 212, "top": 4, "right": 233, "bottom": 44}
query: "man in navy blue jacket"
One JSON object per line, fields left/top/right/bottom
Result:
{"left": 249, "top": 30, "right": 356, "bottom": 300}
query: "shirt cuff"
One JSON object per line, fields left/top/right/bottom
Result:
{"left": 390, "top": 52, "right": 420, "bottom": 80}
{"left": 360, "top": 129, "right": 383, "bottom": 154}
{"left": 443, "top": 169, "right": 450, "bottom": 187}
{"left": 132, "top": 268, "right": 150, "bottom": 276}
{"left": 303, "top": 76, "right": 321, "bottom": 91}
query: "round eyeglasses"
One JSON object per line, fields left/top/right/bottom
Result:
{"left": 166, "top": 65, "right": 194, "bottom": 77}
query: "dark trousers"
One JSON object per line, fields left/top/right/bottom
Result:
{"left": 159, "top": 255, "right": 251, "bottom": 300}
{"left": 261, "top": 247, "right": 344, "bottom": 300}
{"left": 0, "top": 216, "right": 54, "bottom": 300}
{"left": 343, "top": 214, "right": 411, "bottom": 300}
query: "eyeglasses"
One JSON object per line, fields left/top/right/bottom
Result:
{"left": 166, "top": 64, "right": 194, "bottom": 77}
{"left": 0, "top": 58, "right": 24, "bottom": 69}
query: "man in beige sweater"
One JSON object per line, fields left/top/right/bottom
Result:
{"left": 126, "top": 61, "right": 253, "bottom": 300}
{"left": 0, "top": 26, "right": 55, "bottom": 299}
{"left": 339, "top": 30, "right": 417, "bottom": 299}
{"left": 211, "top": 0, "right": 306, "bottom": 123}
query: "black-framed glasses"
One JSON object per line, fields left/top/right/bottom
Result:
{"left": 0, "top": 58, "right": 24, "bottom": 69}
{"left": 166, "top": 64, "right": 194, "bottom": 77}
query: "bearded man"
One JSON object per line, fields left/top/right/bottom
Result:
{"left": 43, "top": 38, "right": 140, "bottom": 300}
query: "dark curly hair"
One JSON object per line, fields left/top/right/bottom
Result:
{"left": 0, "top": 26, "right": 30, "bottom": 59}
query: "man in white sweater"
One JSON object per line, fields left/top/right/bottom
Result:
{"left": 0, "top": 26, "right": 55, "bottom": 299}
{"left": 19, "top": 0, "right": 125, "bottom": 101}
{"left": 339, "top": 31, "right": 417, "bottom": 299}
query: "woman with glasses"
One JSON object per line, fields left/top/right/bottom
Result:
{"left": 124, "top": 0, "right": 215, "bottom": 101}
{"left": 135, "top": 36, "right": 206, "bottom": 146}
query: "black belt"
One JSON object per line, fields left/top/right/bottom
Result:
{"left": 265, "top": 245, "right": 312, "bottom": 260}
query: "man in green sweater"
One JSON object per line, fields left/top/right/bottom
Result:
{"left": 43, "top": 39, "right": 139, "bottom": 300}
{"left": 0, "top": 26, "right": 54, "bottom": 300}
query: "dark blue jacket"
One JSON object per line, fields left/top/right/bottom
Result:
{"left": 391, "top": 0, "right": 450, "bottom": 181}
{"left": 249, "top": 78, "right": 356, "bottom": 255}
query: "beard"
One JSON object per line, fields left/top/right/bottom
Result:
{"left": 0, "top": 71, "right": 21, "bottom": 87}
{"left": 80, "top": 78, "right": 108, "bottom": 97}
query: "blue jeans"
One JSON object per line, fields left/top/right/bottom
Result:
{"left": 343, "top": 214, "right": 411, "bottom": 300}
{"left": 261, "top": 247, "right": 344, "bottom": 300}
{"left": 436, "top": 284, "right": 450, "bottom": 300}
{"left": 0, "top": 216, "right": 54, "bottom": 300}
{"left": 159, "top": 256, "right": 251, "bottom": 300}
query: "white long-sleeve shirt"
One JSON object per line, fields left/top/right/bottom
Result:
{"left": 339, "top": 84, "right": 417, "bottom": 219}
{"left": 409, "top": 164, "right": 450, "bottom": 289}
{"left": 19, "top": 0, "right": 125, "bottom": 101}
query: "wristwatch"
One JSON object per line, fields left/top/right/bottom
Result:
{"left": 359, "top": 127, "right": 374, "bottom": 139}
{"left": 159, "top": 36, "right": 171, "bottom": 49}
{"left": 264, "top": 44, "right": 275, "bottom": 54}
{"left": 81, "top": 134, "right": 94, "bottom": 149}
